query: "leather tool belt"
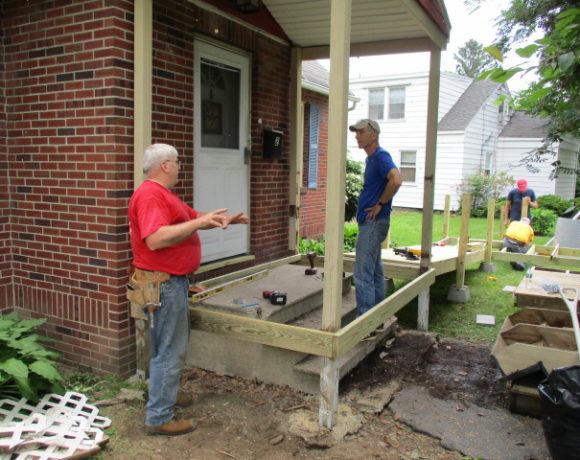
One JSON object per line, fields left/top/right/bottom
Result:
{"left": 126, "top": 267, "right": 171, "bottom": 308}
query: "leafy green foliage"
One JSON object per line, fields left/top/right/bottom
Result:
{"left": 298, "top": 237, "right": 325, "bottom": 255}
{"left": 455, "top": 39, "right": 499, "bottom": 77}
{"left": 482, "top": 3, "right": 580, "bottom": 175}
{"left": 343, "top": 222, "right": 359, "bottom": 253}
{"left": 345, "top": 156, "right": 363, "bottom": 222}
{"left": 531, "top": 208, "right": 557, "bottom": 235}
{"left": 537, "top": 194, "right": 573, "bottom": 215}
{"left": 0, "top": 312, "right": 64, "bottom": 402}
{"left": 455, "top": 170, "right": 515, "bottom": 217}
{"left": 298, "top": 222, "right": 360, "bottom": 255}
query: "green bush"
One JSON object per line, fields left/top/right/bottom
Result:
{"left": 343, "top": 222, "right": 358, "bottom": 253}
{"left": 531, "top": 208, "right": 557, "bottom": 236}
{"left": 0, "top": 312, "right": 64, "bottom": 402}
{"left": 456, "top": 170, "right": 514, "bottom": 217}
{"left": 345, "top": 157, "right": 363, "bottom": 222}
{"left": 299, "top": 222, "right": 361, "bottom": 255}
{"left": 537, "top": 194, "right": 573, "bottom": 216}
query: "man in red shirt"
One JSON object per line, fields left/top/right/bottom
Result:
{"left": 129, "top": 143, "right": 248, "bottom": 436}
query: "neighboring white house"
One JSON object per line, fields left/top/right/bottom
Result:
{"left": 347, "top": 71, "right": 579, "bottom": 210}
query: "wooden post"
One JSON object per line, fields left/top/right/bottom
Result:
{"left": 134, "top": 0, "right": 152, "bottom": 188}
{"left": 319, "top": 0, "right": 351, "bottom": 429}
{"left": 132, "top": 0, "right": 153, "bottom": 379}
{"left": 521, "top": 197, "right": 530, "bottom": 220}
{"left": 498, "top": 202, "right": 506, "bottom": 239}
{"left": 484, "top": 199, "right": 495, "bottom": 264}
{"left": 443, "top": 194, "right": 450, "bottom": 239}
{"left": 455, "top": 193, "right": 471, "bottom": 289}
{"left": 417, "top": 48, "right": 440, "bottom": 331}
{"left": 288, "top": 47, "right": 304, "bottom": 251}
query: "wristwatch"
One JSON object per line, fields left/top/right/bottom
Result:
{"left": 378, "top": 201, "right": 385, "bottom": 206}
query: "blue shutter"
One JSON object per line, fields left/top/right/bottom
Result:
{"left": 308, "top": 104, "right": 320, "bottom": 189}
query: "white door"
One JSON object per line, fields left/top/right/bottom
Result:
{"left": 194, "top": 40, "right": 250, "bottom": 263}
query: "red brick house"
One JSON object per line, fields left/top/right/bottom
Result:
{"left": 0, "top": 0, "right": 450, "bottom": 376}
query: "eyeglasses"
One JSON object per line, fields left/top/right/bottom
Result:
{"left": 164, "top": 159, "right": 181, "bottom": 167}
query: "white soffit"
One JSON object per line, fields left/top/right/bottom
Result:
{"left": 262, "top": 0, "right": 449, "bottom": 50}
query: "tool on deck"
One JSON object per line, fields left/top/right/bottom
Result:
{"left": 393, "top": 247, "right": 422, "bottom": 260}
{"left": 262, "top": 289, "right": 287, "bottom": 305}
{"left": 559, "top": 286, "right": 580, "bottom": 359}
{"left": 190, "top": 269, "right": 269, "bottom": 303}
{"left": 305, "top": 251, "right": 318, "bottom": 275}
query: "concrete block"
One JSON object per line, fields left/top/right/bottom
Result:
{"left": 479, "top": 262, "right": 496, "bottom": 273}
{"left": 447, "top": 284, "right": 470, "bottom": 302}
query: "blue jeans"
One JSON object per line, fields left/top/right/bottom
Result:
{"left": 354, "top": 218, "right": 391, "bottom": 317}
{"left": 146, "top": 275, "right": 190, "bottom": 427}
{"left": 503, "top": 237, "right": 527, "bottom": 271}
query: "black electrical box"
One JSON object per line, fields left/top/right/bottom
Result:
{"left": 263, "top": 128, "right": 283, "bottom": 159}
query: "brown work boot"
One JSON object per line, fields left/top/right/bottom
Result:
{"left": 175, "top": 391, "right": 193, "bottom": 408}
{"left": 145, "top": 417, "right": 196, "bottom": 436}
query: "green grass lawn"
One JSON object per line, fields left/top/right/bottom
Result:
{"left": 387, "top": 209, "right": 556, "bottom": 345}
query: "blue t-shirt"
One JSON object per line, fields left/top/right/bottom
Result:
{"left": 356, "top": 147, "right": 398, "bottom": 224}
{"left": 507, "top": 188, "right": 536, "bottom": 221}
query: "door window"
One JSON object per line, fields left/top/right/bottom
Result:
{"left": 201, "top": 58, "right": 240, "bottom": 149}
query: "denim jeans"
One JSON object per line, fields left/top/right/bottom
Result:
{"left": 354, "top": 217, "right": 391, "bottom": 317}
{"left": 503, "top": 237, "right": 527, "bottom": 271}
{"left": 146, "top": 275, "right": 190, "bottom": 427}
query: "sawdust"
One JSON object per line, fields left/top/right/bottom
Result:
{"left": 96, "top": 330, "right": 511, "bottom": 459}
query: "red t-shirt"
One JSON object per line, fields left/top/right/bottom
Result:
{"left": 129, "top": 180, "right": 201, "bottom": 275}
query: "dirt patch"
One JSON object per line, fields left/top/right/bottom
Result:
{"left": 96, "top": 329, "right": 512, "bottom": 459}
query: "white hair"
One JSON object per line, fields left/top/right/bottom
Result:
{"left": 143, "top": 143, "right": 178, "bottom": 173}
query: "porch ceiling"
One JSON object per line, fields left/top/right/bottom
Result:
{"left": 262, "top": 0, "right": 450, "bottom": 51}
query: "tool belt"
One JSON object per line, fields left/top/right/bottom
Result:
{"left": 126, "top": 267, "right": 171, "bottom": 308}
{"left": 505, "top": 237, "right": 525, "bottom": 247}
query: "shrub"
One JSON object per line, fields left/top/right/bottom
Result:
{"left": 343, "top": 222, "right": 358, "bottom": 253}
{"left": 531, "top": 208, "right": 557, "bottom": 236}
{"left": 298, "top": 222, "right": 361, "bottom": 255}
{"left": 537, "top": 194, "right": 573, "bottom": 216}
{"left": 0, "top": 312, "right": 64, "bottom": 402}
{"left": 345, "top": 157, "right": 363, "bottom": 222}
{"left": 456, "top": 170, "right": 514, "bottom": 217}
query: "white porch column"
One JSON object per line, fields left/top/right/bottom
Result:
{"left": 134, "top": 0, "right": 153, "bottom": 188}
{"left": 418, "top": 48, "right": 441, "bottom": 331}
{"left": 319, "top": 0, "right": 351, "bottom": 429}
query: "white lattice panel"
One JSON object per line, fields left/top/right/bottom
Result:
{"left": 0, "top": 392, "right": 110, "bottom": 460}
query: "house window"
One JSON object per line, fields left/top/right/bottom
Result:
{"left": 307, "top": 103, "right": 320, "bottom": 189}
{"left": 400, "top": 150, "right": 416, "bottom": 183}
{"left": 389, "top": 87, "right": 405, "bottom": 119}
{"left": 368, "top": 88, "right": 384, "bottom": 120}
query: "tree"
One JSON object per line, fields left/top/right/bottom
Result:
{"left": 478, "top": 1, "right": 580, "bottom": 176}
{"left": 454, "top": 39, "right": 498, "bottom": 77}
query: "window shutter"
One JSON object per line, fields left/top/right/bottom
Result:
{"left": 308, "top": 104, "right": 320, "bottom": 189}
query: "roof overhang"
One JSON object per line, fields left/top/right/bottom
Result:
{"left": 263, "top": 0, "right": 450, "bottom": 58}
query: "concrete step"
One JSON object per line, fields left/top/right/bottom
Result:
{"left": 197, "top": 263, "right": 352, "bottom": 324}
{"left": 187, "top": 263, "right": 396, "bottom": 394}
{"left": 293, "top": 316, "right": 398, "bottom": 381}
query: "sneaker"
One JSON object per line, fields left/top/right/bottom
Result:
{"left": 145, "top": 418, "right": 196, "bottom": 436}
{"left": 175, "top": 391, "right": 193, "bottom": 408}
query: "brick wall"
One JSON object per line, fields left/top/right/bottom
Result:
{"left": 299, "top": 90, "right": 328, "bottom": 240}
{"left": 1, "top": 0, "right": 294, "bottom": 375}
{"left": 1, "top": 0, "right": 135, "bottom": 374}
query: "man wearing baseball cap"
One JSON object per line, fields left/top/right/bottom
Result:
{"left": 505, "top": 178, "right": 538, "bottom": 223}
{"left": 348, "top": 118, "right": 402, "bottom": 325}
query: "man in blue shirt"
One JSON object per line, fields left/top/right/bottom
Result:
{"left": 505, "top": 178, "right": 538, "bottom": 223}
{"left": 349, "top": 119, "right": 402, "bottom": 321}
